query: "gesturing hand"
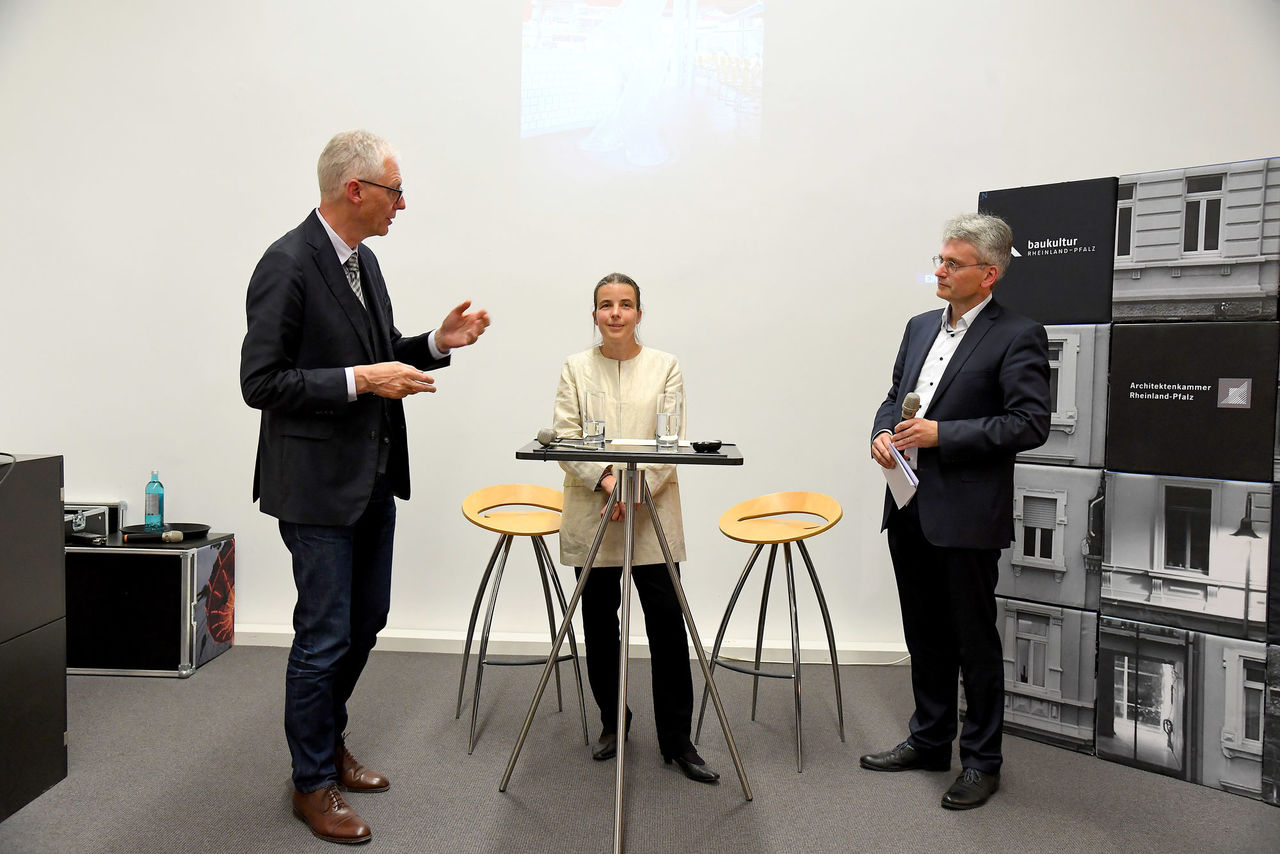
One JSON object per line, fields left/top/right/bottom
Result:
{"left": 434, "top": 300, "right": 491, "bottom": 351}
{"left": 354, "top": 362, "right": 436, "bottom": 399}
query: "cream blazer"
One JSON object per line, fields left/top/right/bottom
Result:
{"left": 553, "top": 346, "right": 686, "bottom": 567}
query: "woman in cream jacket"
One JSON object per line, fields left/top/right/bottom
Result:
{"left": 551, "top": 272, "right": 719, "bottom": 784}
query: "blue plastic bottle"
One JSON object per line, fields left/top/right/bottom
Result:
{"left": 144, "top": 470, "right": 165, "bottom": 532}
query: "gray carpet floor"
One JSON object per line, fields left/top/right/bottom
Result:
{"left": 2, "top": 645, "right": 1278, "bottom": 853}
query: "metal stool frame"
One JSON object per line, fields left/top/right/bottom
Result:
{"left": 456, "top": 485, "right": 588, "bottom": 754}
{"left": 695, "top": 494, "right": 845, "bottom": 772}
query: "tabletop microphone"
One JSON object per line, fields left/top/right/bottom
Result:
{"left": 901, "top": 391, "right": 921, "bottom": 421}
{"left": 536, "top": 427, "right": 591, "bottom": 448}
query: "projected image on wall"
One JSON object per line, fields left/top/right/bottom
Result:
{"left": 520, "top": 1, "right": 764, "bottom": 171}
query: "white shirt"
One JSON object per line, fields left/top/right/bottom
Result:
{"left": 885, "top": 294, "right": 993, "bottom": 468}
{"left": 314, "top": 208, "right": 448, "bottom": 401}
{"left": 912, "top": 293, "right": 993, "bottom": 418}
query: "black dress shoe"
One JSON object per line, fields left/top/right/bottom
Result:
{"left": 592, "top": 732, "right": 624, "bottom": 761}
{"left": 591, "top": 709, "right": 633, "bottom": 761}
{"left": 859, "top": 740, "right": 951, "bottom": 772}
{"left": 941, "top": 768, "right": 999, "bottom": 809}
{"left": 665, "top": 751, "right": 720, "bottom": 784}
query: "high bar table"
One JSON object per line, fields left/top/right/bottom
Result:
{"left": 499, "top": 440, "right": 752, "bottom": 854}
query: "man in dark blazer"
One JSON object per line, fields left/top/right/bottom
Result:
{"left": 863, "top": 212, "right": 1050, "bottom": 810}
{"left": 241, "top": 130, "right": 489, "bottom": 844}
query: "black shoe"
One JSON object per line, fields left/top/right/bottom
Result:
{"left": 591, "top": 709, "right": 633, "bottom": 761}
{"left": 665, "top": 751, "right": 720, "bottom": 784}
{"left": 859, "top": 740, "right": 951, "bottom": 772}
{"left": 592, "top": 732, "right": 623, "bottom": 761}
{"left": 941, "top": 768, "right": 999, "bottom": 809}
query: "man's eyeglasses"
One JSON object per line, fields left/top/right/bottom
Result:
{"left": 358, "top": 179, "right": 404, "bottom": 203}
{"left": 931, "top": 255, "right": 992, "bottom": 274}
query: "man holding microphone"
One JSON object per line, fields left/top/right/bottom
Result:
{"left": 864, "top": 213, "right": 1050, "bottom": 810}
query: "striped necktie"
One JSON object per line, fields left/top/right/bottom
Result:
{"left": 344, "top": 251, "right": 366, "bottom": 308}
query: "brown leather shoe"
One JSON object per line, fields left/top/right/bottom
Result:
{"left": 338, "top": 745, "right": 390, "bottom": 793}
{"left": 291, "top": 784, "right": 372, "bottom": 844}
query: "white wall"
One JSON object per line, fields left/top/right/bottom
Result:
{"left": 2, "top": 1, "right": 1278, "bottom": 660}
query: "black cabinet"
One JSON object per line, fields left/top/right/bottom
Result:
{"left": 65, "top": 534, "right": 235, "bottom": 676}
{"left": 0, "top": 454, "right": 67, "bottom": 821}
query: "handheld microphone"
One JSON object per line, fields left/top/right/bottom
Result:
{"left": 121, "top": 530, "right": 184, "bottom": 544}
{"left": 899, "top": 391, "right": 921, "bottom": 468}
{"left": 901, "top": 391, "right": 921, "bottom": 421}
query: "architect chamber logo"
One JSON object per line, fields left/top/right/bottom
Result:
{"left": 1219, "top": 378, "right": 1253, "bottom": 409}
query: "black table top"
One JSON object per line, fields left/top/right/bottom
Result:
{"left": 65, "top": 531, "right": 233, "bottom": 553}
{"left": 516, "top": 440, "right": 743, "bottom": 466}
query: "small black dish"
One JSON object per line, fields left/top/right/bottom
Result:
{"left": 691, "top": 440, "right": 722, "bottom": 453}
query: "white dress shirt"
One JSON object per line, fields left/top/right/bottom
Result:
{"left": 314, "top": 208, "right": 447, "bottom": 401}
{"left": 884, "top": 294, "right": 993, "bottom": 469}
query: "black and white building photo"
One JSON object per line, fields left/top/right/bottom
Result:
{"left": 1097, "top": 618, "right": 1266, "bottom": 799}
{"left": 1112, "top": 157, "right": 1280, "bottom": 323}
{"left": 998, "top": 464, "right": 1105, "bottom": 611}
{"left": 1263, "top": 645, "right": 1280, "bottom": 806}
{"left": 993, "top": 597, "right": 1096, "bottom": 753}
{"left": 1017, "top": 324, "right": 1109, "bottom": 468}
{"left": 1102, "top": 472, "right": 1270, "bottom": 642}
{"left": 1270, "top": 484, "right": 1280, "bottom": 645}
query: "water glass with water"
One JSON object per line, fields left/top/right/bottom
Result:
{"left": 655, "top": 392, "right": 681, "bottom": 451}
{"left": 584, "top": 391, "right": 607, "bottom": 450}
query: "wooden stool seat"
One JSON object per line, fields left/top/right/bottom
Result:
{"left": 462, "top": 484, "right": 563, "bottom": 537}
{"left": 697, "top": 491, "right": 846, "bottom": 772}
{"left": 456, "top": 484, "right": 587, "bottom": 753}
{"left": 718, "top": 491, "right": 843, "bottom": 544}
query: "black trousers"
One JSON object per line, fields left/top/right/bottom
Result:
{"left": 886, "top": 500, "right": 1004, "bottom": 774}
{"left": 575, "top": 562, "right": 694, "bottom": 759}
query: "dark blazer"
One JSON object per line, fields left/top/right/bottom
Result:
{"left": 241, "top": 211, "right": 449, "bottom": 526}
{"left": 872, "top": 298, "right": 1050, "bottom": 550}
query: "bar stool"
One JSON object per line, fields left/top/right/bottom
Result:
{"left": 456, "top": 484, "right": 588, "bottom": 753}
{"left": 695, "top": 491, "right": 845, "bottom": 771}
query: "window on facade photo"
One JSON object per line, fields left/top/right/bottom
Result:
{"left": 1022, "top": 495, "right": 1057, "bottom": 561}
{"left": 1042, "top": 332, "right": 1078, "bottom": 434}
{"left": 1047, "top": 341, "right": 1062, "bottom": 416}
{"left": 1116, "top": 183, "right": 1134, "bottom": 258}
{"left": 1183, "top": 174, "right": 1224, "bottom": 254}
{"left": 1015, "top": 613, "right": 1049, "bottom": 687}
{"left": 1243, "top": 658, "right": 1264, "bottom": 745}
{"left": 1163, "top": 485, "right": 1211, "bottom": 573}
{"left": 1106, "top": 651, "right": 1184, "bottom": 772}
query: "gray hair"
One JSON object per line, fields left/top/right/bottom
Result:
{"left": 942, "top": 212, "right": 1013, "bottom": 281}
{"left": 317, "top": 130, "right": 397, "bottom": 199}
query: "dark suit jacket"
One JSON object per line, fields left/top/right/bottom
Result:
{"left": 872, "top": 298, "right": 1050, "bottom": 550}
{"left": 240, "top": 211, "right": 449, "bottom": 526}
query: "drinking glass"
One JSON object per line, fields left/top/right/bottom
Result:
{"left": 584, "top": 391, "right": 607, "bottom": 450}
{"left": 655, "top": 391, "right": 682, "bottom": 451}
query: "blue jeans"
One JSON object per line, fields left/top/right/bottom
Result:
{"left": 279, "top": 476, "right": 396, "bottom": 792}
